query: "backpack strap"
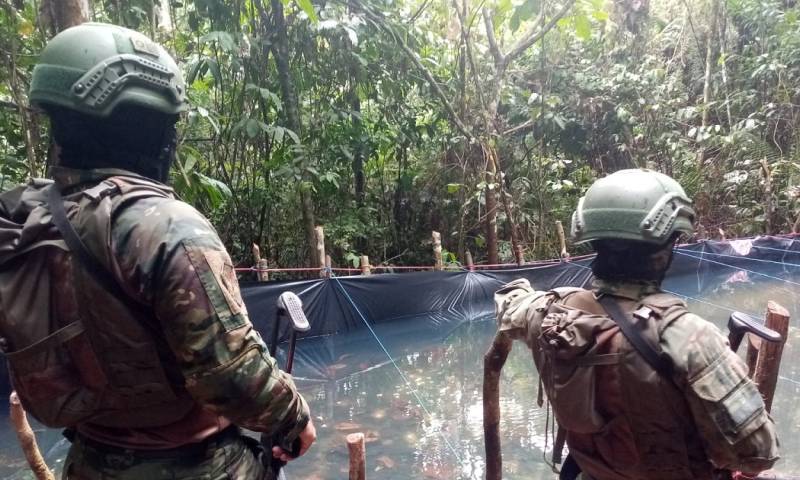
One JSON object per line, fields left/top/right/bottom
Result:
{"left": 46, "top": 183, "right": 144, "bottom": 312}
{"left": 598, "top": 295, "right": 674, "bottom": 378}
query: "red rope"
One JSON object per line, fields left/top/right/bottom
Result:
{"left": 234, "top": 234, "right": 800, "bottom": 276}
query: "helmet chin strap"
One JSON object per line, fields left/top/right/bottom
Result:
{"left": 152, "top": 126, "right": 177, "bottom": 184}
{"left": 591, "top": 237, "right": 678, "bottom": 284}
{"left": 47, "top": 106, "right": 177, "bottom": 184}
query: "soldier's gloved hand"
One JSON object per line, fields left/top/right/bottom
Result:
{"left": 272, "top": 418, "right": 317, "bottom": 462}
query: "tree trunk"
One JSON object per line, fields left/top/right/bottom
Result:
{"left": 696, "top": 0, "right": 720, "bottom": 167}
{"left": 40, "top": 0, "right": 89, "bottom": 36}
{"left": 267, "top": 0, "right": 319, "bottom": 267}
{"left": 761, "top": 158, "right": 777, "bottom": 235}
{"left": 348, "top": 84, "right": 366, "bottom": 251}
{"left": 351, "top": 95, "right": 365, "bottom": 208}
{"left": 302, "top": 188, "right": 319, "bottom": 268}
{"left": 485, "top": 165, "right": 499, "bottom": 265}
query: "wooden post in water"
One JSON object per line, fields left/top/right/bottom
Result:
{"left": 513, "top": 244, "right": 525, "bottom": 266}
{"left": 465, "top": 251, "right": 475, "bottom": 272}
{"left": 746, "top": 334, "right": 761, "bottom": 377}
{"left": 9, "top": 392, "right": 54, "bottom": 480}
{"left": 360, "top": 256, "right": 371, "bottom": 275}
{"left": 484, "top": 332, "right": 513, "bottom": 480}
{"left": 432, "top": 231, "right": 443, "bottom": 271}
{"left": 251, "top": 243, "right": 269, "bottom": 282}
{"left": 555, "top": 220, "right": 569, "bottom": 260}
{"left": 347, "top": 432, "right": 366, "bottom": 480}
{"left": 315, "top": 226, "right": 327, "bottom": 278}
{"left": 753, "top": 301, "right": 790, "bottom": 412}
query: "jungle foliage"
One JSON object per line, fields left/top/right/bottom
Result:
{"left": 1, "top": 0, "right": 799, "bottom": 270}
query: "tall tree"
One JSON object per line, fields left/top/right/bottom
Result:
{"left": 39, "top": 0, "right": 89, "bottom": 36}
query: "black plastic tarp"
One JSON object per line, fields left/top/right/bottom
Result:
{"left": 243, "top": 235, "right": 800, "bottom": 381}
{"left": 1, "top": 235, "right": 798, "bottom": 393}
{"left": 243, "top": 235, "right": 800, "bottom": 343}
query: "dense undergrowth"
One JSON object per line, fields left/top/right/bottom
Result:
{"left": 1, "top": 0, "right": 799, "bottom": 270}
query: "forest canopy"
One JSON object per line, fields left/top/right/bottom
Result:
{"left": 1, "top": 0, "right": 799, "bottom": 270}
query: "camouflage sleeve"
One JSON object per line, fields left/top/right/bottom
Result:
{"left": 494, "top": 279, "right": 535, "bottom": 339}
{"left": 661, "top": 313, "right": 779, "bottom": 473}
{"left": 111, "top": 196, "right": 310, "bottom": 439}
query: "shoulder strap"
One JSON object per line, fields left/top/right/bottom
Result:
{"left": 598, "top": 295, "right": 673, "bottom": 377}
{"left": 46, "top": 183, "right": 143, "bottom": 311}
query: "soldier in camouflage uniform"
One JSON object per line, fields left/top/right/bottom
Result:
{"left": 0, "top": 23, "right": 315, "bottom": 479}
{"left": 494, "top": 169, "right": 778, "bottom": 480}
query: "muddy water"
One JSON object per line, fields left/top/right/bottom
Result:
{"left": 1, "top": 259, "right": 799, "bottom": 479}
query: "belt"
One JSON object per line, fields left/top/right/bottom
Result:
{"left": 73, "top": 426, "right": 242, "bottom": 460}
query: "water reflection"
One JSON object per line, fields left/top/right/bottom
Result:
{"left": 0, "top": 262, "right": 798, "bottom": 479}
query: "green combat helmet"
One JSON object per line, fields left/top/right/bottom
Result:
{"left": 571, "top": 169, "right": 695, "bottom": 245}
{"left": 29, "top": 23, "right": 186, "bottom": 117}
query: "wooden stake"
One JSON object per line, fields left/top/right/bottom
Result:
{"left": 360, "top": 256, "right": 371, "bottom": 275}
{"left": 555, "top": 221, "right": 569, "bottom": 260}
{"left": 432, "top": 231, "right": 443, "bottom": 271}
{"left": 514, "top": 244, "right": 525, "bottom": 266}
{"left": 465, "top": 251, "right": 475, "bottom": 272}
{"left": 251, "top": 243, "right": 269, "bottom": 282}
{"left": 347, "top": 432, "right": 366, "bottom": 480}
{"left": 315, "top": 226, "right": 326, "bottom": 278}
{"left": 324, "top": 254, "right": 332, "bottom": 279}
{"left": 746, "top": 334, "right": 761, "bottom": 378}
{"left": 484, "top": 332, "right": 513, "bottom": 480}
{"left": 753, "top": 301, "right": 790, "bottom": 412}
{"left": 9, "top": 392, "right": 54, "bottom": 480}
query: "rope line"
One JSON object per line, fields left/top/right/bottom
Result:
{"left": 780, "top": 376, "right": 800, "bottom": 387}
{"left": 752, "top": 245, "right": 800, "bottom": 255}
{"left": 328, "top": 273, "right": 466, "bottom": 466}
{"left": 674, "top": 248, "right": 800, "bottom": 269}
{"left": 674, "top": 251, "right": 800, "bottom": 287}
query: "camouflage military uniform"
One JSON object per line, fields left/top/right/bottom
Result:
{"left": 494, "top": 277, "right": 779, "bottom": 480}
{"left": 0, "top": 167, "right": 309, "bottom": 479}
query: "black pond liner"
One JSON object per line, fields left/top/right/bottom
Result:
{"left": 242, "top": 234, "right": 800, "bottom": 382}
{"left": 1, "top": 234, "right": 799, "bottom": 393}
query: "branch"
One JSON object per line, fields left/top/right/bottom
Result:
{"left": 506, "top": 0, "right": 576, "bottom": 63}
{"left": 482, "top": 8, "right": 503, "bottom": 67}
{"left": 0, "top": 99, "right": 20, "bottom": 111}
{"left": 456, "top": 0, "right": 489, "bottom": 118}
{"left": 409, "top": 0, "right": 431, "bottom": 23}
{"left": 350, "top": 0, "right": 474, "bottom": 141}
{"left": 503, "top": 118, "right": 535, "bottom": 136}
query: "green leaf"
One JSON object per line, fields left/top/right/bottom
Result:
{"left": 510, "top": 10, "right": 522, "bottom": 32}
{"left": 518, "top": 0, "right": 538, "bottom": 21}
{"left": 205, "top": 59, "right": 223, "bottom": 87}
{"left": 574, "top": 14, "right": 591, "bottom": 40}
{"left": 200, "top": 31, "right": 236, "bottom": 52}
{"left": 294, "top": 0, "right": 318, "bottom": 23}
{"left": 245, "top": 118, "right": 261, "bottom": 139}
{"left": 447, "top": 183, "right": 463, "bottom": 194}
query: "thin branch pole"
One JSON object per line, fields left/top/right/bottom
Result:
{"left": 484, "top": 332, "right": 513, "bottom": 480}
{"left": 10, "top": 392, "right": 54, "bottom": 480}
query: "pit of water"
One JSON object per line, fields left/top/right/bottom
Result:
{"left": 1, "top": 261, "right": 798, "bottom": 479}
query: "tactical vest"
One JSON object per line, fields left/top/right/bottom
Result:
{"left": 531, "top": 288, "right": 715, "bottom": 480}
{"left": 0, "top": 175, "right": 194, "bottom": 429}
